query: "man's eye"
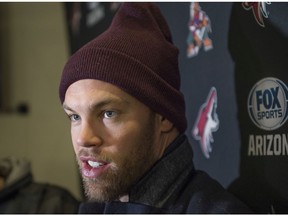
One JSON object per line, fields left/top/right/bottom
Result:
{"left": 103, "top": 111, "right": 117, "bottom": 119}
{"left": 69, "top": 114, "right": 81, "bottom": 121}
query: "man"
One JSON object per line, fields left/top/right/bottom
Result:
{"left": 59, "top": 3, "right": 251, "bottom": 213}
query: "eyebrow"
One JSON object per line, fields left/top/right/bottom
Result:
{"left": 63, "top": 97, "right": 130, "bottom": 112}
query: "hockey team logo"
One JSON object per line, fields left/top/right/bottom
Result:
{"left": 193, "top": 87, "right": 219, "bottom": 158}
{"left": 242, "top": 2, "right": 271, "bottom": 27}
{"left": 248, "top": 77, "right": 288, "bottom": 131}
{"left": 187, "top": 2, "right": 213, "bottom": 58}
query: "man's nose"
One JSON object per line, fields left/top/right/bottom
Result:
{"left": 76, "top": 121, "right": 103, "bottom": 148}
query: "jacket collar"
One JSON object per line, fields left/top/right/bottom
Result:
{"left": 129, "top": 134, "right": 195, "bottom": 208}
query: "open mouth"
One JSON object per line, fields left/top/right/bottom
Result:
{"left": 79, "top": 156, "right": 110, "bottom": 178}
{"left": 87, "top": 160, "right": 105, "bottom": 168}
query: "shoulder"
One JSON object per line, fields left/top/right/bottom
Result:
{"left": 172, "top": 170, "right": 252, "bottom": 213}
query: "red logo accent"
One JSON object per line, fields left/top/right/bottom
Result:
{"left": 242, "top": 2, "right": 270, "bottom": 27}
{"left": 192, "top": 87, "right": 219, "bottom": 159}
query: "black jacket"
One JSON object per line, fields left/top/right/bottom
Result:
{"left": 79, "top": 135, "right": 251, "bottom": 213}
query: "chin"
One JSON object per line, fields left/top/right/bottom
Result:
{"left": 83, "top": 174, "right": 128, "bottom": 202}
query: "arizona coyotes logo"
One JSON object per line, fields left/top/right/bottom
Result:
{"left": 192, "top": 87, "right": 219, "bottom": 159}
{"left": 242, "top": 2, "right": 271, "bottom": 27}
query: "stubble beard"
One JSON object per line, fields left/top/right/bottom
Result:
{"left": 78, "top": 114, "right": 159, "bottom": 203}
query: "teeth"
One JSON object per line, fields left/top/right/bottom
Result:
{"left": 88, "top": 160, "right": 104, "bottom": 168}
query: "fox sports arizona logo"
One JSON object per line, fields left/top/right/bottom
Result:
{"left": 248, "top": 77, "right": 288, "bottom": 130}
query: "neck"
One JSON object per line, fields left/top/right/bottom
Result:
{"left": 118, "top": 194, "right": 129, "bottom": 202}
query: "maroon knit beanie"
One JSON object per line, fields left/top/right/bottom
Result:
{"left": 59, "top": 3, "right": 187, "bottom": 133}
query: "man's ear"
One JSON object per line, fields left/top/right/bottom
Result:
{"left": 158, "top": 115, "right": 174, "bottom": 133}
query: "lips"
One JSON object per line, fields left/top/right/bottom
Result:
{"left": 80, "top": 157, "right": 110, "bottom": 178}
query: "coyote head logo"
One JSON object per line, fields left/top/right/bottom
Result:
{"left": 192, "top": 87, "right": 219, "bottom": 158}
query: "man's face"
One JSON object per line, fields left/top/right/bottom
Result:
{"left": 63, "top": 79, "right": 164, "bottom": 202}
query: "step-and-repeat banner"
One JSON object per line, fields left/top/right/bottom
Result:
{"left": 64, "top": 2, "right": 288, "bottom": 213}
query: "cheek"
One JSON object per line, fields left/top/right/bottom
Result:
{"left": 70, "top": 127, "right": 80, "bottom": 152}
{"left": 104, "top": 123, "right": 143, "bottom": 154}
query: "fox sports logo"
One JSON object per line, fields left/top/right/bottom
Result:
{"left": 248, "top": 77, "right": 288, "bottom": 131}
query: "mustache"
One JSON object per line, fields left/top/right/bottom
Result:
{"left": 77, "top": 149, "right": 113, "bottom": 163}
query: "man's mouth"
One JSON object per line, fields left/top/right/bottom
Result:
{"left": 80, "top": 157, "right": 110, "bottom": 178}
{"left": 87, "top": 160, "right": 105, "bottom": 168}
